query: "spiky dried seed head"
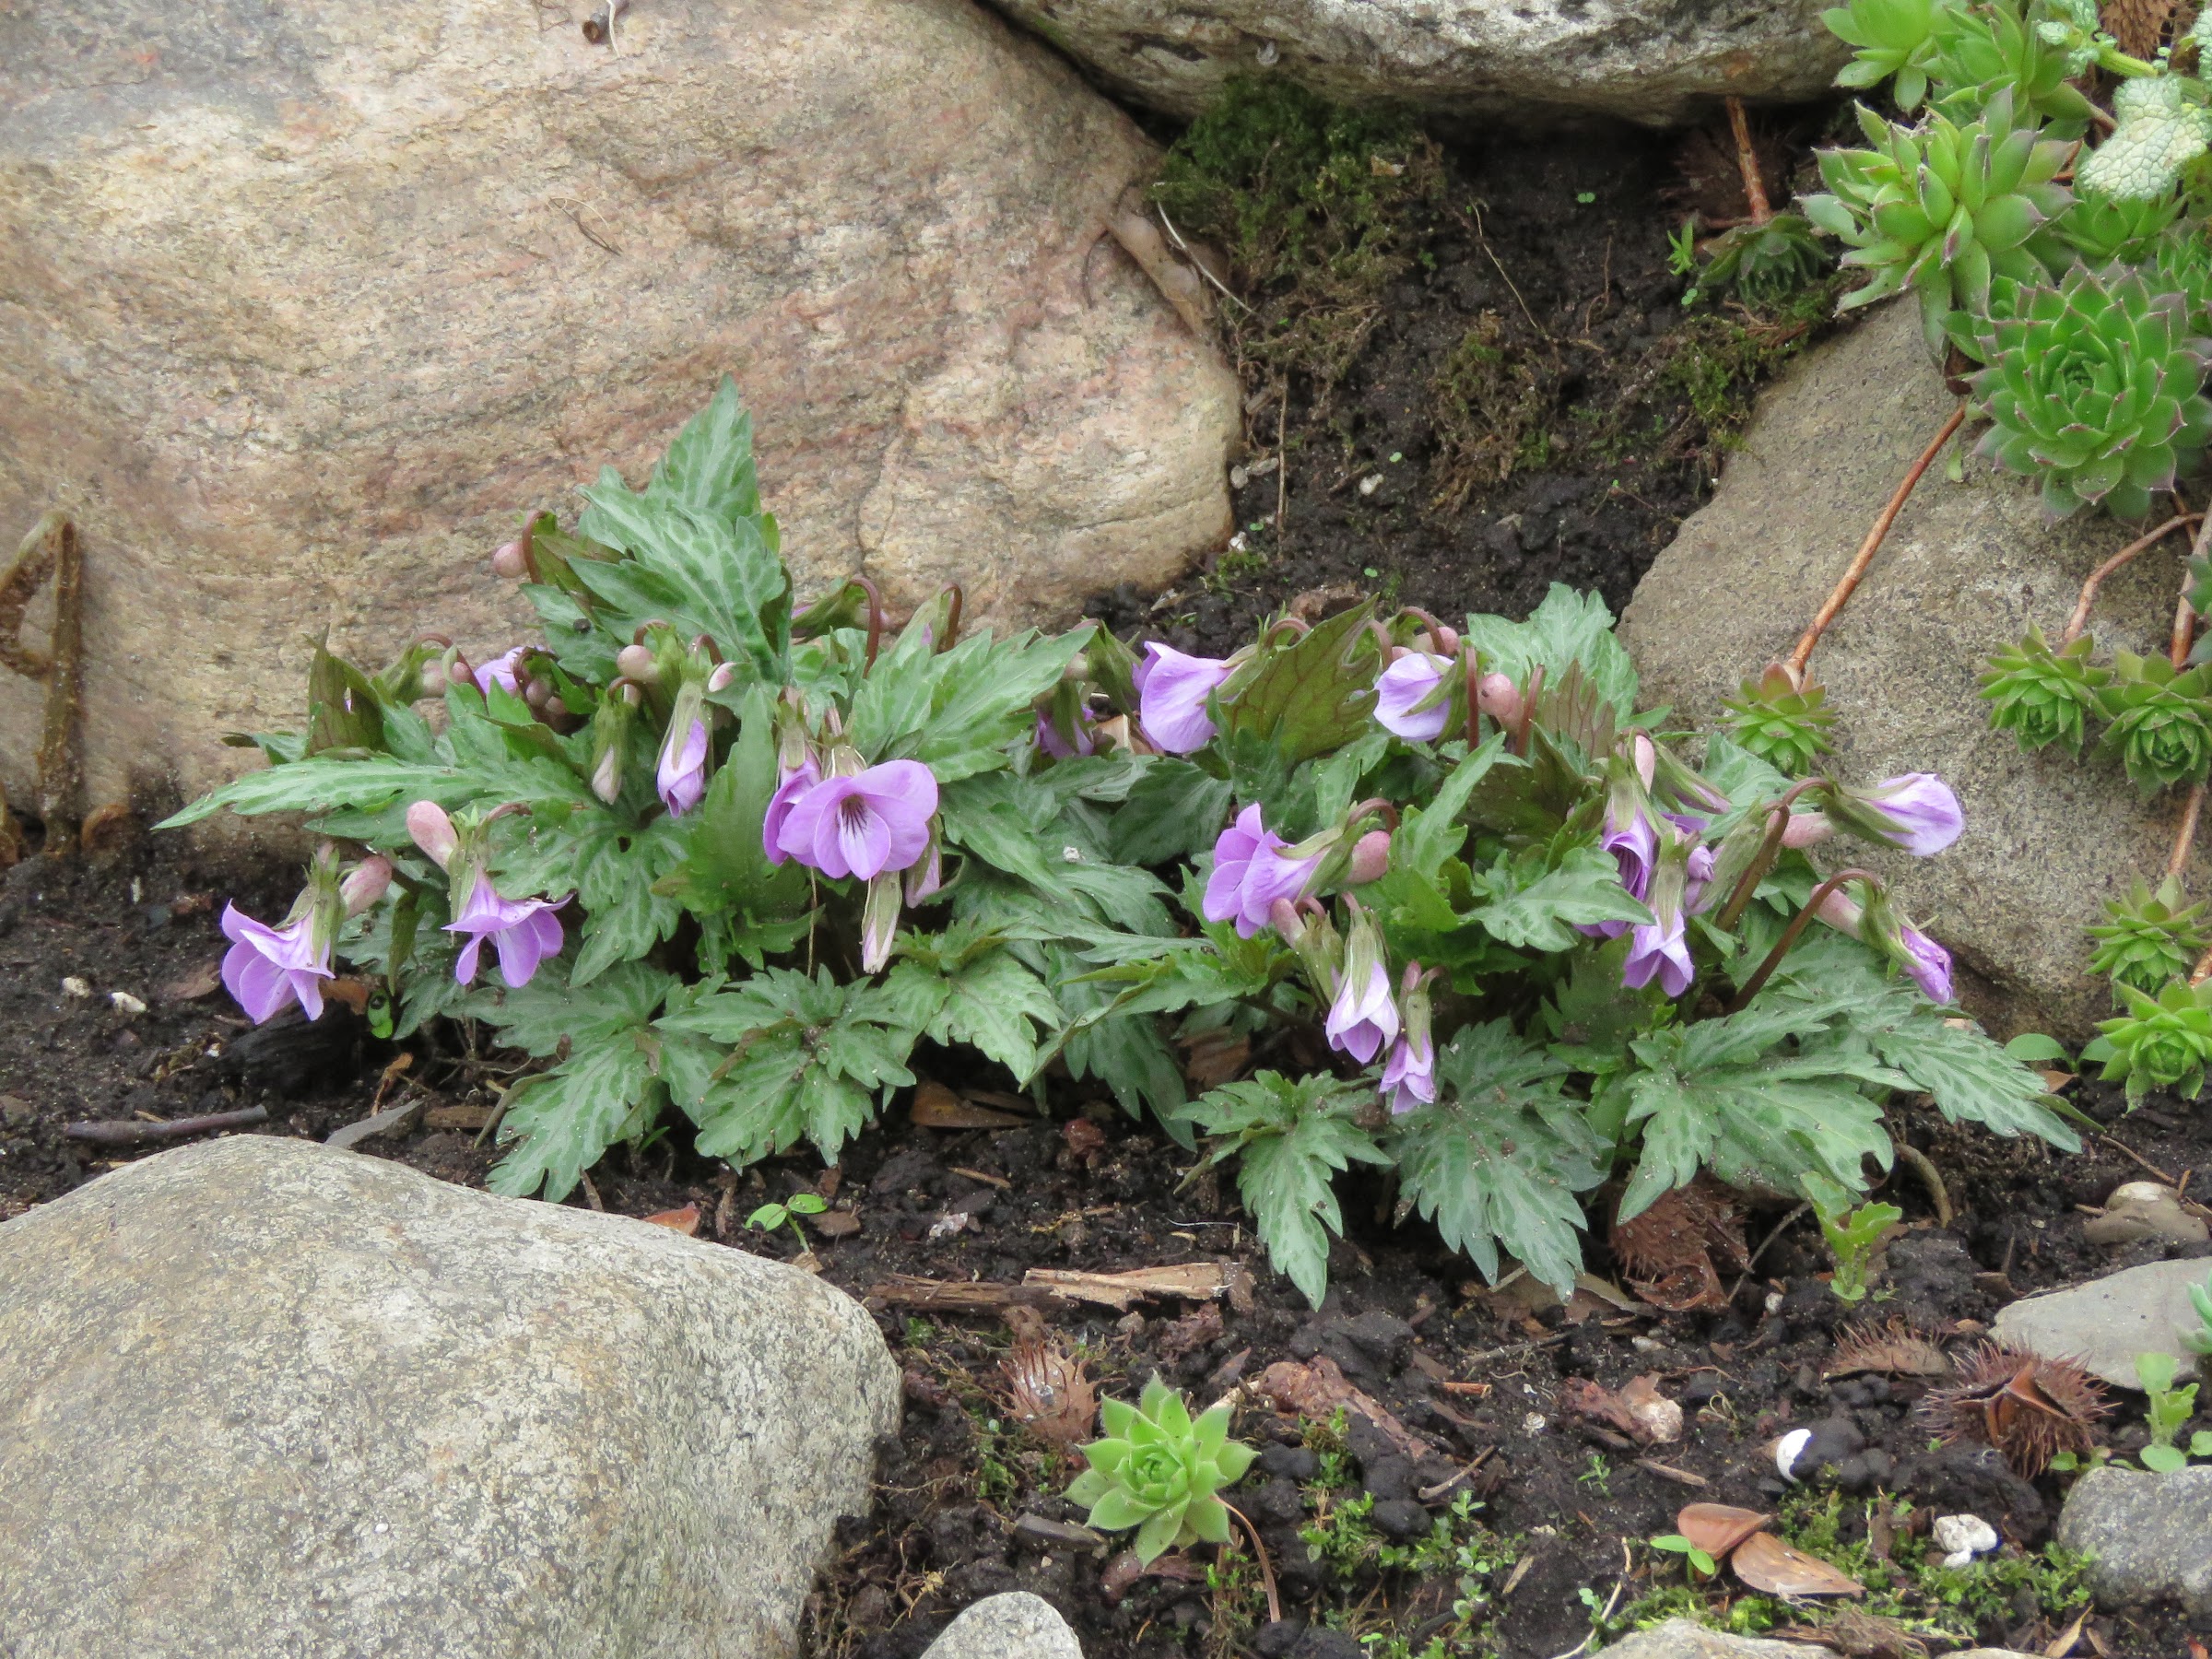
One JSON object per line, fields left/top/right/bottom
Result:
{"left": 1917, "top": 1341, "right": 2109, "bottom": 1476}
{"left": 1002, "top": 1336, "right": 1099, "bottom": 1450}
{"left": 1824, "top": 1318, "right": 1952, "bottom": 1380}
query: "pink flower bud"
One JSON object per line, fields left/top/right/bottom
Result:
{"left": 524, "top": 677, "right": 553, "bottom": 710}
{"left": 448, "top": 654, "right": 474, "bottom": 692}
{"left": 1781, "top": 812, "right": 1834, "bottom": 849}
{"left": 419, "top": 660, "right": 450, "bottom": 695}
{"left": 1384, "top": 643, "right": 1412, "bottom": 665}
{"left": 1269, "top": 897, "right": 1305, "bottom": 947}
{"left": 338, "top": 855, "right": 394, "bottom": 916}
{"left": 1347, "top": 830, "right": 1392, "bottom": 885}
{"left": 1430, "top": 624, "right": 1460, "bottom": 653}
{"left": 406, "top": 801, "right": 458, "bottom": 869}
{"left": 1632, "top": 734, "right": 1655, "bottom": 789}
{"left": 1476, "top": 672, "right": 1521, "bottom": 725}
{"left": 706, "top": 662, "right": 736, "bottom": 694}
{"left": 489, "top": 539, "right": 529, "bottom": 579}
{"left": 615, "top": 643, "right": 657, "bottom": 682}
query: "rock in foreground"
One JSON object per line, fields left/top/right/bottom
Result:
{"left": 2058, "top": 1465, "right": 2212, "bottom": 1617}
{"left": 921, "top": 1592, "right": 1083, "bottom": 1657}
{"left": 1593, "top": 1620, "right": 2036, "bottom": 1656}
{"left": 1621, "top": 300, "right": 2182, "bottom": 1040}
{"left": 0, "top": 0, "right": 1237, "bottom": 814}
{"left": 0, "top": 1136, "right": 899, "bottom": 1658}
{"left": 982, "top": 0, "right": 1848, "bottom": 125}
{"left": 1992, "top": 1258, "right": 2211, "bottom": 1388}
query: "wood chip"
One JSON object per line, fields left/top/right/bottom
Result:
{"left": 866, "top": 1260, "right": 1240, "bottom": 1315}
{"left": 1730, "top": 1531, "right": 1863, "bottom": 1597}
{"left": 1635, "top": 1458, "right": 1709, "bottom": 1488}
{"left": 423, "top": 1103, "right": 493, "bottom": 1131}
{"left": 159, "top": 958, "right": 223, "bottom": 1002}
{"left": 1256, "top": 1355, "right": 1433, "bottom": 1460}
{"left": 641, "top": 1204, "right": 700, "bottom": 1235}
{"left": 910, "top": 1081, "right": 1027, "bottom": 1129}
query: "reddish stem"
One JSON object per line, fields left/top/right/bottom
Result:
{"left": 2062, "top": 515, "right": 2195, "bottom": 646}
{"left": 1788, "top": 405, "right": 1967, "bottom": 676}
{"left": 1726, "top": 866, "right": 1879, "bottom": 1012}
{"left": 1726, "top": 98, "right": 1772, "bottom": 227}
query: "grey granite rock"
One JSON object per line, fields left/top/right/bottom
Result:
{"left": 1621, "top": 300, "right": 2184, "bottom": 1040}
{"left": 921, "top": 1592, "right": 1084, "bottom": 1657}
{"left": 0, "top": 1135, "right": 900, "bottom": 1658}
{"left": 2057, "top": 1465, "right": 2212, "bottom": 1615}
{"left": 1992, "top": 1257, "right": 2212, "bottom": 1387}
{"left": 982, "top": 1, "right": 1848, "bottom": 126}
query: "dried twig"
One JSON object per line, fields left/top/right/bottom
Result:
{"left": 1789, "top": 406, "right": 1967, "bottom": 675}
{"left": 2063, "top": 514, "right": 2196, "bottom": 645}
{"left": 64, "top": 1105, "right": 270, "bottom": 1146}
{"left": 1725, "top": 98, "right": 1772, "bottom": 227}
{"left": 1220, "top": 1501, "right": 1281, "bottom": 1624}
{"left": 2173, "top": 782, "right": 2207, "bottom": 881}
{"left": 1894, "top": 1142, "right": 1954, "bottom": 1229}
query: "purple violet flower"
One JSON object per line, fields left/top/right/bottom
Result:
{"left": 1381, "top": 1031, "right": 1435, "bottom": 1114}
{"left": 220, "top": 904, "right": 334, "bottom": 1024}
{"left": 657, "top": 716, "right": 710, "bottom": 817}
{"left": 1136, "top": 643, "right": 1232, "bottom": 754}
{"left": 1583, "top": 807, "right": 1657, "bottom": 941}
{"left": 1373, "top": 652, "right": 1453, "bottom": 742}
{"left": 762, "top": 759, "right": 820, "bottom": 866}
{"left": 1325, "top": 959, "right": 1400, "bottom": 1065}
{"left": 1865, "top": 773, "right": 1965, "bottom": 856}
{"left": 775, "top": 759, "right": 939, "bottom": 880}
{"left": 1622, "top": 910, "right": 1695, "bottom": 996}
{"left": 1203, "top": 805, "right": 1322, "bottom": 938}
{"left": 446, "top": 877, "right": 567, "bottom": 988}
{"left": 473, "top": 647, "right": 527, "bottom": 697}
{"left": 1035, "top": 710, "right": 1095, "bottom": 760}
{"left": 1899, "top": 925, "right": 1954, "bottom": 1004}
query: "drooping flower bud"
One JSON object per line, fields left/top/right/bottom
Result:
{"left": 1324, "top": 902, "right": 1399, "bottom": 1065}
{"left": 862, "top": 870, "right": 903, "bottom": 972}
{"left": 1621, "top": 830, "right": 1695, "bottom": 997}
{"left": 1381, "top": 965, "right": 1435, "bottom": 1115}
{"left": 406, "top": 801, "right": 459, "bottom": 869}
{"left": 1203, "top": 805, "right": 1325, "bottom": 937}
{"left": 1476, "top": 672, "right": 1522, "bottom": 726}
{"left": 588, "top": 686, "right": 641, "bottom": 806}
{"left": 1781, "top": 812, "right": 1835, "bottom": 849}
{"left": 490, "top": 539, "right": 529, "bottom": 579}
{"left": 615, "top": 642, "right": 658, "bottom": 684}
{"left": 339, "top": 854, "right": 394, "bottom": 917}
{"left": 1135, "top": 642, "right": 1233, "bottom": 754}
{"left": 655, "top": 681, "right": 712, "bottom": 818}
{"left": 1372, "top": 653, "right": 1453, "bottom": 742}
{"left": 1347, "top": 830, "right": 1392, "bottom": 886}
{"left": 903, "top": 826, "right": 946, "bottom": 905}
{"left": 706, "top": 661, "right": 737, "bottom": 695}
{"left": 1818, "top": 772, "right": 1965, "bottom": 857}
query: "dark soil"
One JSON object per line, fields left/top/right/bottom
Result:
{"left": 4, "top": 832, "right": 2208, "bottom": 1659}
{"left": 1087, "top": 112, "right": 1847, "bottom": 662}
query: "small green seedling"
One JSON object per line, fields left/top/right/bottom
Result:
{"left": 745, "top": 1193, "right": 828, "bottom": 1252}
{"left": 2136, "top": 1352, "right": 2212, "bottom": 1473}
{"left": 2185, "top": 1268, "right": 2212, "bottom": 1357}
{"left": 1805, "top": 1173, "right": 1902, "bottom": 1303}
{"left": 1648, "top": 1533, "right": 1717, "bottom": 1577}
{"left": 1667, "top": 218, "right": 1699, "bottom": 277}
{"left": 1065, "top": 1375, "right": 1257, "bottom": 1564}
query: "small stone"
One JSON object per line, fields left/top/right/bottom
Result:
{"left": 2057, "top": 1465, "right": 2212, "bottom": 1616}
{"left": 2083, "top": 1181, "right": 2208, "bottom": 1248}
{"left": 1774, "top": 1428, "right": 1814, "bottom": 1481}
{"left": 918, "top": 1591, "right": 1082, "bottom": 1658}
{"left": 1259, "top": 1444, "right": 1320, "bottom": 1482}
{"left": 1011, "top": 1514, "right": 1106, "bottom": 1555}
{"left": 109, "top": 991, "right": 147, "bottom": 1017}
{"left": 1359, "top": 473, "right": 1384, "bottom": 497}
{"left": 1933, "top": 1512, "right": 1999, "bottom": 1567}
{"left": 0, "top": 1095, "right": 33, "bottom": 1128}
{"left": 61, "top": 977, "right": 91, "bottom": 998}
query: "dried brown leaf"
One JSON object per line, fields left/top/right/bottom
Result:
{"left": 1258, "top": 1355, "right": 1432, "bottom": 1460}
{"left": 1731, "top": 1531, "right": 1864, "bottom": 1597}
{"left": 911, "top": 1081, "right": 1028, "bottom": 1129}
{"left": 1676, "top": 1503, "right": 1771, "bottom": 1559}
{"left": 642, "top": 1203, "right": 700, "bottom": 1235}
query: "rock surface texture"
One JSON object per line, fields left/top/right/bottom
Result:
{"left": 1591, "top": 1621, "right": 2035, "bottom": 1656}
{"left": 1992, "top": 1258, "right": 2212, "bottom": 1387}
{"left": 1621, "top": 300, "right": 2182, "bottom": 1041}
{"left": 982, "top": 1, "right": 1849, "bottom": 125}
{"left": 920, "top": 1592, "right": 1085, "bottom": 1657}
{"left": 0, "top": 1135, "right": 900, "bottom": 1659}
{"left": 2057, "top": 1465, "right": 2212, "bottom": 1616}
{"left": 0, "top": 0, "right": 1238, "bottom": 815}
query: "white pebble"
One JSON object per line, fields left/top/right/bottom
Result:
{"left": 61, "top": 976, "right": 92, "bottom": 999}
{"left": 1359, "top": 473, "right": 1385, "bottom": 497}
{"left": 1774, "top": 1427, "right": 1813, "bottom": 1482}
{"left": 1932, "top": 1512, "right": 1997, "bottom": 1567}
{"left": 1255, "top": 38, "right": 1279, "bottom": 65}
{"left": 1522, "top": 1411, "right": 1547, "bottom": 1436}
{"left": 109, "top": 991, "right": 147, "bottom": 1016}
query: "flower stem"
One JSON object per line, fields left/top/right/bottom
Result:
{"left": 2062, "top": 514, "right": 2195, "bottom": 646}
{"left": 1787, "top": 404, "right": 1967, "bottom": 677}
{"left": 1726, "top": 865, "right": 1879, "bottom": 1012}
{"left": 1726, "top": 98, "right": 1772, "bottom": 228}
{"left": 2171, "top": 782, "right": 2206, "bottom": 882}
{"left": 1711, "top": 777, "right": 1824, "bottom": 933}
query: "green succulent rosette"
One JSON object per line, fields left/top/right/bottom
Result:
{"left": 1804, "top": 88, "right": 2073, "bottom": 360}
{"left": 1970, "top": 267, "right": 2212, "bottom": 519}
{"left": 1698, "top": 213, "right": 1832, "bottom": 305}
{"left": 1978, "top": 625, "right": 2110, "bottom": 752}
{"left": 2088, "top": 875, "right": 2211, "bottom": 994}
{"left": 2097, "top": 651, "right": 2212, "bottom": 794}
{"left": 1823, "top": 0, "right": 1953, "bottom": 109}
{"left": 1064, "top": 1376, "right": 1257, "bottom": 1565}
{"left": 2145, "top": 226, "right": 2212, "bottom": 336}
{"left": 2087, "top": 976, "right": 2212, "bottom": 1102}
{"left": 2057, "top": 190, "right": 2186, "bottom": 267}
{"left": 1927, "top": 0, "right": 2096, "bottom": 135}
{"left": 1720, "top": 664, "right": 1836, "bottom": 776}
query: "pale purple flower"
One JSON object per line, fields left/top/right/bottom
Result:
{"left": 473, "top": 647, "right": 527, "bottom": 697}
{"left": 775, "top": 759, "right": 939, "bottom": 880}
{"left": 1682, "top": 842, "right": 1717, "bottom": 915}
{"left": 657, "top": 716, "right": 710, "bottom": 817}
{"left": 1899, "top": 925, "right": 1954, "bottom": 1003}
{"left": 1325, "top": 960, "right": 1400, "bottom": 1064}
{"left": 339, "top": 855, "right": 393, "bottom": 916}
{"left": 1381, "top": 1031, "right": 1435, "bottom": 1114}
{"left": 1373, "top": 652, "right": 1453, "bottom": 741}
{"left": 220, "top": 904, "right": 334, "bottom": 1024}
{"left": 1136, "top": 643, "right": 1232, "bottom": 754}
{"left": 1036, "top": 710, "right": 1095, "bottom": 759}
{"left": 1865, "top": 773, "right": 1964, "bottom": 856}
{"left": 446, "top": 877, "right": 567, "bottom": 988}
{"left": 904, "top": 837, "right": 945, "bottom": 905}
{"left": 1203, "top": 805, "right": 1322, "bottom": 938}
{"left": 1583, "top": 808, "right": 1658, "bottom": 941}
{"left": 1622, "top": 910, "right": 1695, "bottom": 996}
{"left": 762, "top": 759, "right": 820, "bottom": 865}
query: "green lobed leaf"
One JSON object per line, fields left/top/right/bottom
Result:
{"left": 1460, "top": 584, "right": 1641, "bottom": 720}
{"left": 1215, "top": 603, "right": 1385, "bottom": 764}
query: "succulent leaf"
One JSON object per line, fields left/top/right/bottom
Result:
{"left": 1824, "top": 0, "right": 1958, "bottom": 107}
{"left": 1969, "top": 265, "right": 2212, "bottom": 521}
{"left": 1721, "top": 665, "right": 1837, "bottom": 775}
{"left": 2096, "top": 651, "right": 2212, "bottom": 794}
{"left": 1978, "top": 625, "right": 2110, "bottom": 752}
{"left": 2089, "top": 976, "right": 2212, "bottom": 1102}
{"left": 1928, "top": 0, "right": 2096, "bottom": 135}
